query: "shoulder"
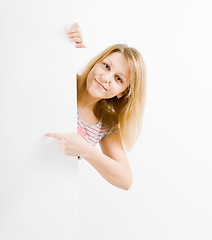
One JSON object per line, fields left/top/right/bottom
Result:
{"left": 101, "top": 123, "right": 120, "bottom": 140}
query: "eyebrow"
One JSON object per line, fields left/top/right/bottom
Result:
{"left": 105, "top": 58, "right": 127, "bottom": 81}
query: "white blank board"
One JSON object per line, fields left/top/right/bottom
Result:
{"left": 0, "top": 1, "right": 78, "bottom": 239}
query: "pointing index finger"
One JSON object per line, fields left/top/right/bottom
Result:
{"left": 45, "top": 133, "right": 64, "bottom": 139}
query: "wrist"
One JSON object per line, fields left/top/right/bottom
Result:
{"left": 80, "top": 141, "right": 97, "bottom": 160}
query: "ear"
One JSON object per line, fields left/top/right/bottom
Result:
{"left": 117, "top": 89, "right": 128, "bottom": 99}
{"left": 117, "top": 93, "right": 124, "bottom": 99}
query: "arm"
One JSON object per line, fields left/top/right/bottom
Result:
{"left": 82, "top": 132, "right": 133, "bottom": 190}
{"left": 45, "top": 131, "right": 132, "bottom": 190}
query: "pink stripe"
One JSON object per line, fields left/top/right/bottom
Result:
{"left": 77, "top": 124, "right": 106, "bottom": 136}
{"left": 77, "top": 121, "right": 107, "bottom": 134}
{"left": 86, "top": 136, "right": 98, "bottom": 144}
{"left": 77, "top": 116, "right": 101, "bottom": 128}
{"left": 77, "top": 116, "right": 108, "bottom": 131}
{"left": 77, "top": 122, "right": 106, "bottom": 137}
{"left": 85, "top": 124, "right": 107, "bottom": 133}
{"left": 77, "top": 120, "right": 118, "bottom": 137}
{"left": 86, "top": 132, "right": 102, "bottom": 141}
{"left": 78, "top": 125, "right": 106, "bottom": 139}
{"left": 77, "top": 112, "right": 119, "bottom": 144}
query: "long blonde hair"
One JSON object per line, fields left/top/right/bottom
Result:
{"left": 77, "top": 44, "right": 146, "bottom": 151}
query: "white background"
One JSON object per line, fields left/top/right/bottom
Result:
{"left": 0, "top": 1, "right": 79, "bottom": 239}
{"left": 0, "top": 0, "right": 211, "bottom": 239}
{"left": 75, "top": 0, "right": 212, "bottom": 239}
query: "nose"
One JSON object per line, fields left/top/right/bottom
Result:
{"left": 100, "top": 73, "right": 113, "bottom": 83}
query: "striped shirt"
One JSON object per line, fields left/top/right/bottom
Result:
{"left": 77, "top": 107, "right": 120, "bottom": 159}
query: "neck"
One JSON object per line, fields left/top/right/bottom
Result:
{"left": 77, "top": 91, "right": 101, "bottom": 111}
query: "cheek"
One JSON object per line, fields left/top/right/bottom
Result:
{"left": 86, "top": 66, "right": 101, "bottom": 86}
{"left": 86, "top": 71, "right": 93, "bottom": 85}
{"left": 90, "top": 64, "right": 101, "bottom": 76}
{"left": 87, "top": 66, "right": 97, "bottom": 80}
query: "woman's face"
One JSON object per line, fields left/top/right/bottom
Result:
{"left": 86, "top": 52, "right": 130, "bottom": 100}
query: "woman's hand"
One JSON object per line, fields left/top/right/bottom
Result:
{"left": 45, "top": 132, "right": 89, "bottom": 157}
{"left": 66, "top": 22, "right": 86, "bottom": 48}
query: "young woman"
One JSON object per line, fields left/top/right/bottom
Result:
{"left": 45, "top": 22, "right": 146, "bottom": 190}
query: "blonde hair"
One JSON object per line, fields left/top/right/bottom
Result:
{"left": 77, "top": 44, "right": 146, "bottom": 151}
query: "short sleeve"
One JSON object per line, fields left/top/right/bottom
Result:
{"left": 101, "top": 124, "right": 120, "bottom": 140}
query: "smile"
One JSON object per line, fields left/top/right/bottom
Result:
{"left": 95, "top": 79, "right": 107, "bottom": 90}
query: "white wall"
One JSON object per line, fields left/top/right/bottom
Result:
{"left": 75, "top": 0, "right": 212, "bottom": 239}
{"left": 0, "top": 1, "right": 79, "bottom": 239}
{"left": 1, "top": 1, "right": 211, "bottom": 239}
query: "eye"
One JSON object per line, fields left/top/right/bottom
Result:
{"left": 116, "top": 76, "right": 123, "bottom": 83}
{"left": 103, "top": 62, "right": 110, "bottom": 70}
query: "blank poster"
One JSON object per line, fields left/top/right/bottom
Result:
{"left": 0, "top": 1, "right": 78, "bottom": 239}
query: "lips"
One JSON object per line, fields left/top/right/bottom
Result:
{"left": 95, "top": 79, "right": 107, "bottom": 90}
